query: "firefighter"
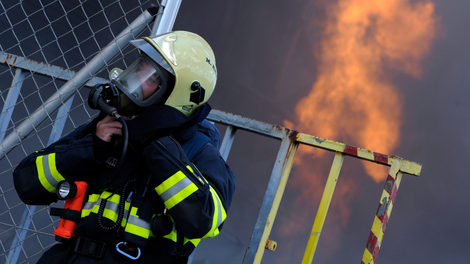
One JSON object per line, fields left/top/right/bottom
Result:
{"left": 13, "top": 31, "right": 236, "bottom": 264}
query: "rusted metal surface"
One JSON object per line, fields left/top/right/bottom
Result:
{"left": 265, "top": 239, "right": 277, "bottom": 252}
{"left": 208, "top": 110, "right": 422, "bottom": 177}
{"left": 207, "top": 110, "right": 289, "bottom": 140}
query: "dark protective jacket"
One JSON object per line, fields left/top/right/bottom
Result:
{"left": 13, "top": 104, "right": 236, "bottom": 263}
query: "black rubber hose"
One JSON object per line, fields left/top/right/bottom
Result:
{"left": 97, "top": 178, "right": 133, "bottom": 232}
{"left": 96, "top": 114, "right": 128, "bottom": 191}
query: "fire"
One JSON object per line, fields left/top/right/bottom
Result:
{"left": 288, "top": 0, "right": 439, "bottom": 182}
{"left": 279, "top": 0, "right": 440, "bottom": 258}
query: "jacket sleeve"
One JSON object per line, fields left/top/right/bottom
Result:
{"left": 142, "top": 136, "right": 236, "bottom": 239}
{"left": 13, "top": 122, "right": 106, "bottom": 205}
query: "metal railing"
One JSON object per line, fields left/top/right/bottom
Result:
{"left": 206, "top": 110, "right": 421, "bottom": 264}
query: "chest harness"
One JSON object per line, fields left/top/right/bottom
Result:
{"left": 51, "top": 130, "right": 212, "bottom": 260}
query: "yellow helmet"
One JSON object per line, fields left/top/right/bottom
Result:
{"left": 129, "top": 31, "right": 217, "bottom": 116}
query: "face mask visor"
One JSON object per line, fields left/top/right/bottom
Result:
{"left": 112, "top": 55, "right": 169, "bottom": 108}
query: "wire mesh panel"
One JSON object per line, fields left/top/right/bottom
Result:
{"left": 0, "top": 1, "right": 155, "bottom": 263}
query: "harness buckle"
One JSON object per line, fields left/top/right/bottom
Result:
{"left": 74, "top": 237, "right": 107, "bottom": 259}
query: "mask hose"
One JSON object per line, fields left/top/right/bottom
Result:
{"left": 99, "top": 113, "right": 128, "bottom": 191}
{"left": 88, "top": 84, "right": 128, "bottom": 191}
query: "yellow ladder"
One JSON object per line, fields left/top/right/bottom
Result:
{"left": 207, "top": 110, "right": 422, "bottom": 264}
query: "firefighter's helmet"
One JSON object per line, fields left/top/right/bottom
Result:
{"left": 122, "top": 31, "right": 217, "bottom": 117}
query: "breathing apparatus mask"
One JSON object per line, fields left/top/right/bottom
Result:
{"left": 88, "top": 53, "right": 173, "bottom": 117}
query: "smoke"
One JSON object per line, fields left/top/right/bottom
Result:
{"left": 287, "top": 0, "right": 439, "bottom": 181}
{"left": 281, "top": 0, "right": 440, "bottom": 258}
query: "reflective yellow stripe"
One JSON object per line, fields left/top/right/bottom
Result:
{"left": 125, "top": 224, "right": 149, "bottom": 238}
{"left": 203, "top": 186, "right": 227, "bottom": 238}
{"left": 148, "top": 216, "right": 200, "bottom": 248}
{"left": 103, "top": 207, "right": 119, "bottom": 222}
{"left": 125, "top": 207, "right": 150, "bottom": 239}
{"left": 36, "top": 156, "right": 52, "bottom": 193}
{"left": 80, "top": 192, "right": 130, "bottom": 226}
{"left": 48, "top": 153, "right": 64, "bottom": 184}
{"left": 184, "top": 237, "right": 201, "bottom": 247}
{"left": 167, "top": 183, "right": 198, "bottom": 209}
{"left": 155, "top": 166, "right": 198, "bottom": 210}
{"left": 161, "top": 230, "right": 177, "bottom": 242}
{"left": 36, "top": 153, "right": 64, "bottom": 193}
{"left": 155, "top": 166, "right": 194, "bottom": 194}
{"left": 81, "top": 194, "right": 100, "bottom": 217}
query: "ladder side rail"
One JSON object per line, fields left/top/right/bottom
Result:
{"left": 302, "top": 152, "right": 345, "bottom": 264}
{"left": 242, "top": 131, "right": 299, "bottom": 264}
{"left": 361, "top": 160, "right": 403, "bottom": 264}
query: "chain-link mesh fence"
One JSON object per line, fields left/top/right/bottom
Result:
{"left": 0, "top": 1, "right": 157, "bottom": 263}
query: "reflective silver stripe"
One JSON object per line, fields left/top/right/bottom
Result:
{"left": 81, "top": 194, "right": 130, "bottom": 221}
{"left": 82, "top": 201, "right": 95, "bottom": 211}
{"left": 82, "top": 194, "right": 99, "bottom": 211}
{"left": 40, "top": 155, "right": 58, "bottom": 187}
{"left": 159, "top": 177, "right": 193, "bottom": 203}
{"left": 214, "top": 190, "right": 223, "bottom": 229}
{"left": 209, "top": 188, "right": 224, "bottom": 237}
{"left": 128, "top": 214, "right": 151, "bottom": 229}
{"left": 104, "top": 198, "right": 119, "bottom": 212}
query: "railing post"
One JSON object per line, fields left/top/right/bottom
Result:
{"left": 361, "top": 159, "right": 403, "bottom": 264}
{"left": 243, "top": 130, "right": 299, "bottom": 263}
{"left": 151, "top": 0, "right": 182, "bottom": 35}
{"left": 302, "top": 152, "right": 345, "bottom": 263}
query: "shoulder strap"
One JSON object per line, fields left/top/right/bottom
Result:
{"left": 181, "top": 131, "right": 211, "bottom": 161}
{"left": 180, "top": 119, "right": 220, "bottom": 161}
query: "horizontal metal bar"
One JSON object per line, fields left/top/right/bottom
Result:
{"left": 0, "top": 51, "right": 107, "bottom": 87}
{"left": 208, "top": 110, "right": 422, "bottom": 177}
{"left": 296, "top": 132, "right": 421, "bottom": 176}
{"left": 207, "top": 110, "right": 289, "bottom": 140}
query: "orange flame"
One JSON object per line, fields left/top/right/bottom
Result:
{"left": 279, "top": 0, "right": 440, "bottom": 259}
{"left": 287, "top": 0, "right": 439, "bottom": 182}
